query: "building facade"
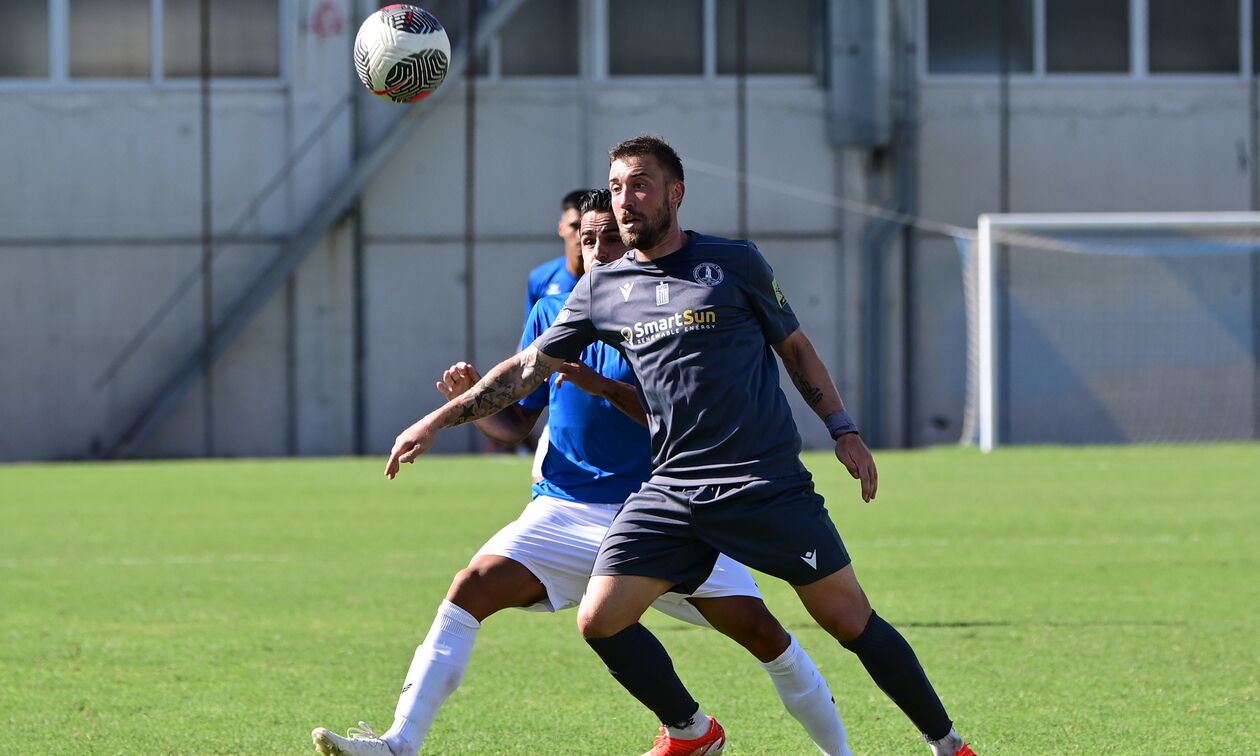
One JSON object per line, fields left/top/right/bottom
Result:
{"left": 1, "top": 0, "right": 1255, "bottom": 460}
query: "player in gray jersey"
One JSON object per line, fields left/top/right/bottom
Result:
{"left": 312, "top": 190, "right": 852, "bottom": 756}
{"left": 385, "top": 136, "right": 976, "bottom": 756}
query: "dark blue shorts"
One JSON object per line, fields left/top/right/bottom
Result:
{"left": 592, "top": 473, "right": 851, "bottom": 594}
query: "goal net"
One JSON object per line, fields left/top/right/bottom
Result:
{"left": 961, "top": 212, "right": 1260, "bottom": 452}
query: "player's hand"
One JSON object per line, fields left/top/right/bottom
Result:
{"left": 834, "top": 433, "right": 878, "bottom": 502}
{"left": 436, "top": 361, "right": 483, "bottom": 399}
{"left": 385, "top": 420, "right": 437, "bottom": 479}
{"left": 553, "top": 361, "right": 604, "bottom": 395}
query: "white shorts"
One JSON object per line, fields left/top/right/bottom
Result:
{"left": 530, "top": 425, "right": 549, "bottom": 480}
{"left": 473, "top": 495, "right": 762, "bottom": 628}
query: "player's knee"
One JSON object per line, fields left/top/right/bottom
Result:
{"left": 445, "top": 563, "right": 528, "bottom": 619}
{"left": 820, "top": 603, "right": 873, "bottom": 642}
{"left": 722, "top": 606, "right": 790, "bottom": 660}
{"left": 746, "top": 609, "right": 790, "bottom": 649}
{"left": 576, "top": 602, "right": 621, "bottom": 639}
{"left": 797, "top": 568, "right": 873, "bottom": 641}
{"left": 447, "top": 565, "right": 485, "bottom": 597}
{"left": 575, "top": 604, "right": 602, "bottom": 638}
{"left": 445, "top": 567, "right": 490, "bottom": 611}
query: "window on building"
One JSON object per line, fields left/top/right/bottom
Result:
{"left": 69, "top": 0, "right": 151, "bottom": 78}
{"left": 1046, "top": 0, "right": 1129, "bottom": 73}
{"left": 716, "top": 0, "right": 819, "bottom": 75}
{"left": 414, "top": 0, "right": 471, "bottom": 52}
{"left": 164, "top": 0, "right": 279, "bottom": 77}
{"left": 0, "top": 1, "right": 50, "bottom": 77}
{"left": 0, "top": 0, "right": 281, "bottom": 83}
{"left": 927, "top": 0, "right": 1034, "bottom": 74}
{"left": 609, "top": 0, "right": 703, "bottom": 76}
{"left": 1148, "top": 0, "right": 1239, "bottom": 73}
{"left": 500, "top": 0, "right": 578, "bottom": 76}
{"left": 1254, "top": 0, "right": 1260, "bottom": 74}
{"left": 403, "top": 0, "right": 489, "bottom": 74}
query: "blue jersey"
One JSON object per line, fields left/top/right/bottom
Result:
{"left": 520, "top": 294, "right": 652, "bottom": 505}
{"left": 525, "top": 257, "right": 581, "bottom": 320}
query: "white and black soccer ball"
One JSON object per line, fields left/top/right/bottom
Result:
{"left": 353, "top": 5, "right": 451, "bottom": 103}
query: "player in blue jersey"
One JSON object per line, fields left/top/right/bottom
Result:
{"left": 381, "top": 137, "right": 977, "bottom": 756}
{"left": 522, "top": 189, "right": 588, "bottom": 472}
{"left": 313, "top": 191, "right": 854, "bottom": 756}
{"left": 524, "top": 188, "right": 587, "bottom": 320}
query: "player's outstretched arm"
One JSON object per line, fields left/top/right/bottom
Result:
{"left": 772, "top": 328, "right": 878, "bottom": 502}
{"left": 553, "top": 361, "right": 649, "bottom": 427}
{"left": 436, "top": 361, "right": 543, "bottom": 445}
{"left": 385, "top": 346, "right": 563, "bottom": 479}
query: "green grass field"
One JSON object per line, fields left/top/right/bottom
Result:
{"left": 2, "top": 445, "right": 1258, "bottom": 755}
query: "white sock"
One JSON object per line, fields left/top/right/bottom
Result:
{"left": 665, "top": 706, "right": 711, "bottom": 740}
{"left": 381, "top": 600, "right": 481, "bottom": 756}
{"left": 760, "top": 634, "right": 853, "bottom": 756}
{"left": 926, "top": 729, "right": 965, "bottom": 756}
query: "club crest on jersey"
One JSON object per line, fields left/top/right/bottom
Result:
{"left": 693, "top": 262, "right": 725, "bottom": 286}
{"left": 656, "top": 282, "right": 670, "bottom": 305}
{"left": 554, "top": 308, "right": 572, "bottom": 324}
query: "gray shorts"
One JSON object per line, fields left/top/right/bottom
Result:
{"left": 592, "top": 473, "right": 851, "bottom": 593}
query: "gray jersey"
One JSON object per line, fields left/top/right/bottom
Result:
{"left": 532, "top": 232, "right": 806, "bottom": 485}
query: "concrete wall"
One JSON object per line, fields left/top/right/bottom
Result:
{"left": 1, "top": 0, "right": 356, "bottom": 461}
{"left": 6, "top": 2, "right": 1256, "bottom": 461}
{"left": 358, "top": 79, "right": 847, "bottom": 457}
{"left": 0, "top": 14, "right": 854, "bottom": 461}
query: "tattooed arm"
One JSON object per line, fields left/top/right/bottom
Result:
{"left": 386, "top": 346, "right": 564, "bottom": 479}
{"left": 772, "top": 328, "right": 878, "bottom": 501}
{"left": 436, "top": 361, "right": 544, "bottom": 445}
{"left": 772, "top": 328, "right": 844, "bottom": 417}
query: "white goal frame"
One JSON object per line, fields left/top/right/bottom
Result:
{"left": 973, "top": 211, "right": 1260, "bottom": 452}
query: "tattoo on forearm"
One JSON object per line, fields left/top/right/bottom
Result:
{"left": 444, "top": 353, "right": 550, "bottom": 429}
{"left": 791, "top": 370, "right": 825, "bottom": 408}
{"left": 454, "top": 375, "right": 517, "bottom": 424}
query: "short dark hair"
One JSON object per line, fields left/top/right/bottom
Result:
{"left": 561, "top": 189, "right": 589, "bottom": 212}
{"left": 609, "top": 135, "right": 684, "bottom": 183}
{"left": 577, "top": 189, "right": 612, "bottom": 217}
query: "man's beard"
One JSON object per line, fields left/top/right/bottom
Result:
{"left": 620, "top": 201, "right": 671, "bottom": 251}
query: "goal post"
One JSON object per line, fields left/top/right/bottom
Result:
{"left": 967, "top": 211, "right": 1260, "bottom": 452}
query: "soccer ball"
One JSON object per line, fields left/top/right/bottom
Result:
{"left": 353, "top": 5, "right": 451, "bottom": 103}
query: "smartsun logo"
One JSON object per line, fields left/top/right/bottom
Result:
{"left": 619, "top": 308, "right": 717, "bottom": 346}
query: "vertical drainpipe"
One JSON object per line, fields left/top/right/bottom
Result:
{"left": 735, "top": 0, "right": 748, "bottom": 240}
{"left": 997, "top": 0, "right": 1013, "bottom": 444}
{"left": 1251, "top": 49, "right": 1260, "bottom": 439}
{"left": 351, "top": 10, "right": 367, "bottom": 457}
{"left": 199, "top": 0, "right": 215, "bottom": 457}
{"left": 284, "top": 17, "right": 298, "bottom": 456}
{"left": 893, "top": 0, "right": 918, "bottom": 448}
{"left": 828, "top": 0, "right": 896, "bottom": 447}
{"left": 463, "top": 0, "right": 480, "bottom": 454}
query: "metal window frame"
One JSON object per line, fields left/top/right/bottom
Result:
{"left": 0, "top": 0, "right": 288, "bottom": 91}
{"left": 922, "top": 0, "right": 1255, "bottom": 82}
